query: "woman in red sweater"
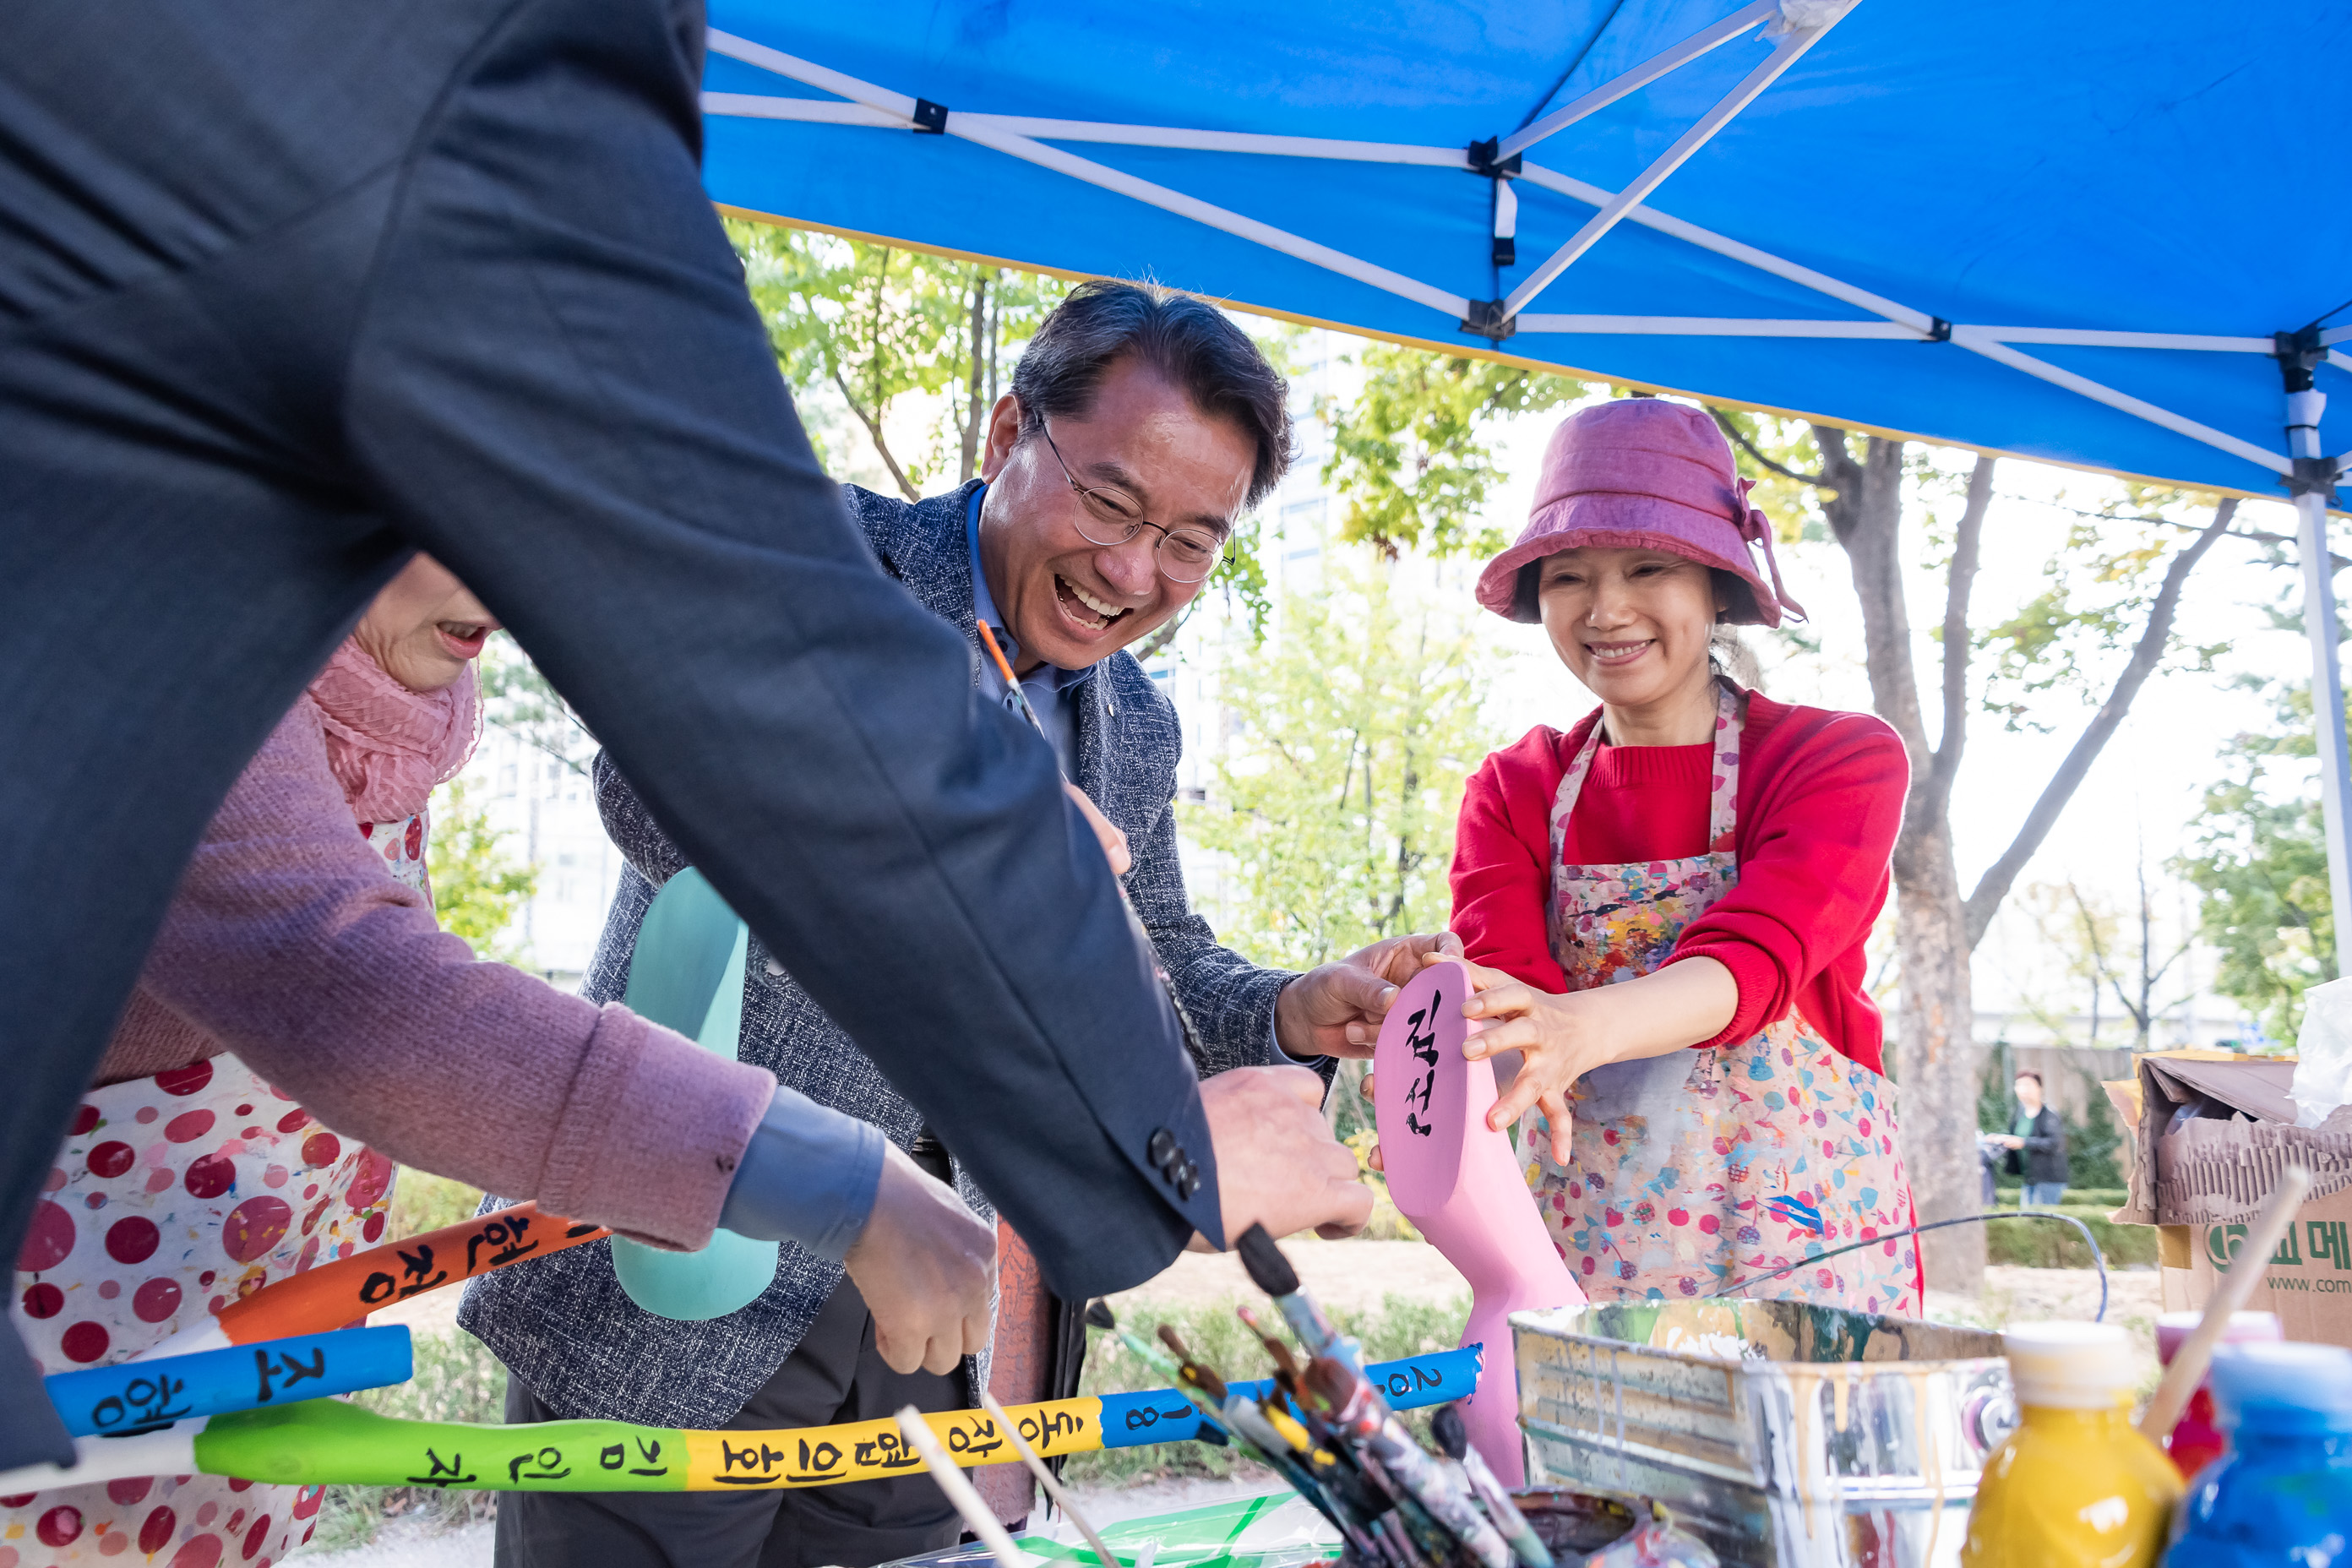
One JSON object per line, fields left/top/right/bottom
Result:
{"left": 1449, "top": 398, "right": 1920, "bottom": 1315}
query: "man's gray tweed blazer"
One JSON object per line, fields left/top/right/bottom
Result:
{"left": 461, "top": 480, "right": 1309, "bottom": 1428}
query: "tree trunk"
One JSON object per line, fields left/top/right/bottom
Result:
{"left": 1892, "top": 821, "right": 1982, "bottom": 1287}
{"left": 959, "top": 270, "right": 991, "bottom": 484}
{"left": 1815, "top": 427, "right": 1988, "bottom": 1290}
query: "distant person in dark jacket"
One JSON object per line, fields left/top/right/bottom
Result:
{"left": 1997, "top": 1070, "right": 2070, "bottom": 1205}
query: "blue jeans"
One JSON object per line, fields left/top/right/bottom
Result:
{"left": 2021, "top": 1182, "right": 2069, "bottom": 1207}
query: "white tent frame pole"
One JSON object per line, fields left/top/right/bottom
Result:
{"left": 945, "top": 121, "right": 1470, "bottom": 316}
{"left": 2297, "top": 488, "right": 2352, "bottom": 975}
{"left": 704, "top": 26, "right": 2306, "bottom": 488}
{"left": 1500, "top": 5, "right": 1850, "bottom": 319}
{"left": 1494, "top": 0, "right": 1778, "bottom": 162}
{"left": 2289, "top": 362, "right": 2352, "bottom": 974}
{"left": 1954, "top": 332, "right": 2292, "bottom": 475}
{"left": 702, "top": 32, "right": 1468, "bottom": 318}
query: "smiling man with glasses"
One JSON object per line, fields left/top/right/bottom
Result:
{"left": 463, "top": 280, "right": 1455, "bottom": 1568}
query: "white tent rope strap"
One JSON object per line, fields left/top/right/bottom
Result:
{"left": 2325, "top": 324, "right": 2352, "bottom": 349}
{"left": 1494, "top": 0, "right": 1779, "bottom": 163}
{"left": 701, "top": 28, "right": 2300, "bottom": 479}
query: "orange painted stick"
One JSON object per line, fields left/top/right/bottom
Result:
{"left": 226, "top": 1202, "right": 606, "bottom": 1341}
{"left": 139, "top": 1203, "right": 607, "bottom": 1361}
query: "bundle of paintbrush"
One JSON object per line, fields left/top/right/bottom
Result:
{"left": 1086, "top": 1224, "right": 1555, "bottom": 1568}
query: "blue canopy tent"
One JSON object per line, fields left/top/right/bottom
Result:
{"left": 698, "top": 0, "right": 2352, "bottom": 959}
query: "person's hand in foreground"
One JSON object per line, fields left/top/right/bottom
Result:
{"left": 1188, "top": 1064, "right": 1374, "bottom": 1251}
{"left": 1361, "top": 955, "right": 1738, "bottom": 1171}
{"left": 1064, "top": 781, "right": 1131, "bottom": 877}
{"left": 842, "top": 1142, "right": 999, "bottom": 1375}
{"left": 1273, "top": 930, "right": 1465, "bottom": 1059}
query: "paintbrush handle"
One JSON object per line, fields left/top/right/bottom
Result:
{"left": 2140, "top": 1163, "right": 2311, "bottom": 1438}
{"left": 897, "top": 1407, "right": 1026, "bottom": 1565}
{"left": 981, "top": 1390, "right": 1116, "bottom": 1567}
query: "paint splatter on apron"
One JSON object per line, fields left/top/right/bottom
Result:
{"left": 1526, "top": 686, "right": 1921, "bottom": 1315}
{"left": 2, "top": 810, "right": 425, "bottom": 1566}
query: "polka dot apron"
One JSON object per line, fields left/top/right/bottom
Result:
{"left": 1525, "top": 686, "right": 1922, "bottom": 1315}
{"left": 2, "top": 811, "right": 425, "bottom": 1567}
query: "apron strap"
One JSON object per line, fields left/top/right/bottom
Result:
{"left": 1550, "top": 682, "right": 1746, "bottom": 867}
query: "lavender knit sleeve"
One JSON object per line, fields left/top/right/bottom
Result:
{"left": 132, "top": 699, "right": 776, "bottom": 1250}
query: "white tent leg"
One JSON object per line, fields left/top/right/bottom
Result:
{"left": 2296, "top": 492, "right": 2352, "bottom": 977}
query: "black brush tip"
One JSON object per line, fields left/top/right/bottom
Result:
{"left": 1429, "top": 1402, "right": 1469, "bottom": 1459}
{"left": 1235, "top": 1223, "right": 1300, "bottom": 1298}
{"left": 1085, "top": 1298, "right": 1116, "bottom": 1331}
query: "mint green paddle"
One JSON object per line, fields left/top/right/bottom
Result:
{"left": 610, "top": 868, "right": 780, "bottom": 1320}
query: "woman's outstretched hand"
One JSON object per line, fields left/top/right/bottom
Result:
{"left": 1453, "top": 961, "right": 1610, "bottom": 1162}
{"left": 1456, "top": 956, "right": 1740, "bottom": 1164}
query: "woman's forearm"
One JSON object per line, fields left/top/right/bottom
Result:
{"left": 1580, "top": 956, "right": 1739, "bottom": 1062}
{"left": 1461, "top": 955, "right": 1738, "bottom": 1071}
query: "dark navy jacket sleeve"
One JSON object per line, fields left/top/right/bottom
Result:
{"left": 335, "top": 0, "right": 1219, "bottom": 1298}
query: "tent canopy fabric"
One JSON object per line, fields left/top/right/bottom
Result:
{"left": 699, "top": 0, "right": 2352, "bottom": 507}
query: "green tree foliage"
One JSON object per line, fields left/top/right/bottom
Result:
{"left": 1180, "top": 561, "right": 1506, "bottom": 974}
{"left": 728, "top": 218, "right": 1272, "bottom": 641}
{"left": 732, "top": 219, "right": 1065, "bottom": 497}
{"left": 1320, "top": 344, "right": 1584, "bottom": 559}
{"left": 2179, "top": 679, "right": 2337, "bottom": 1043}
{"left": 426, "top": 779, "right": 538, "bottom": 965}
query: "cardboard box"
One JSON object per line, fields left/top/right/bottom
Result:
{"left": 2120, "top": 1054, "right": 2352, "bottom": 1348}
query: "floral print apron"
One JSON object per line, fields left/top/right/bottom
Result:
{"left": 3, "top": 811, "right": 424, "bottom": 1567}
{"left": 1526, "top": 686, "right": 1921, "bottom": 1315}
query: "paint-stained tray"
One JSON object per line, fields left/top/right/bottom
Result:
{"left": 1515, "top": 1301, "right": 2011, "bottom": 1568}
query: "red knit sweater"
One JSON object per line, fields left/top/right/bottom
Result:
{"left": 1449, "top": 692, "right": 1906, "bottom": 1074}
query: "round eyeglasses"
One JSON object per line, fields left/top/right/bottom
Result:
{"left": 1038, "top": 422, "right": 1230, "bottom": 584}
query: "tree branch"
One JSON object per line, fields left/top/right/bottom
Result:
{"left": 1711, "top": 408, "right": 1826, "bottom": 487}
{"left": 1963, "top": 497, "right": 2239, "bottom": 947}
{"left": 832, "top": 366, "right": 921, "bottom": 502}
{"left": 1927, "top": 455, "right": 1995, "bottom": 816}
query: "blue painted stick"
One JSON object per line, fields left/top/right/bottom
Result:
{"left": 45, "top": 1326, "right": 413, "bottom": 1438}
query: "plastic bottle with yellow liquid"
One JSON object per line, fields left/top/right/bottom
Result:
{"left": 1961, "top": 1321, "right": 2183, "bottom": 1568}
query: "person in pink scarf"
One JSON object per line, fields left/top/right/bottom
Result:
{"left": 7, "top": 557, "right": 977, "bottom": 1566}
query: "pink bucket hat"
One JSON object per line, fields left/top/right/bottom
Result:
{"left": 1474, "top": 398, "right": 1805, "bottom": 629}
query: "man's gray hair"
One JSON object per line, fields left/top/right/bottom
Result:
{"left": 1012, "top": 279, "right": 1293, "bottom": 511}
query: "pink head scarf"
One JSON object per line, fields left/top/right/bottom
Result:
{"left": 1474, "top": 398, "right": 1805, "bottom": 628}
{"left": 307, "top": 640, "right": 482, "bottom": 823}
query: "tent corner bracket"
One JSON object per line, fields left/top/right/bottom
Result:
{"left": 2286, "top": 455, "right": 2344, "bottom": 501}
{"left": 1460, "top": 300, "right": 1517, "bottom": 341}
{"left": 1465, "top": 138, "right": 1522, "bottom": 180}
{"left": 911, "top": 98, "right": 949, "bottom": 133}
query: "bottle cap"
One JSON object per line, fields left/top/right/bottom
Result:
{"left": 2003, "top": 1321, "right": 2136, "bottom": 1409}
{"left": 2211, "top": 1342, "right": 2352, "bottom": 1432}
{"left": 2153, "top": 1310, "right": 2280, "bottom": 1365}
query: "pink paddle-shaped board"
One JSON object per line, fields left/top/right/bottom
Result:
{"left": 1375, "top": 957, "right": 1585, "bottom": 1486}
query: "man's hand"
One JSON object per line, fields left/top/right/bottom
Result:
{"left": 1187, "top": 1064, "right": 1373, "bottom": 1251}
{"left": 1272, "top": 931, "right": 1463, "bottom": 1059}
{"left": 842, "top": 1141, "right": 997, "bottom": 1375}
{"left": 1064, "top": 781, "right": 1131, "bottom": 876}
